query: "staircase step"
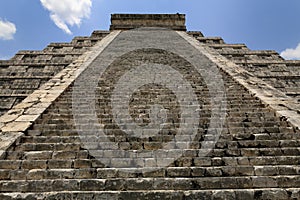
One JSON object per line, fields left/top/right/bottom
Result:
{"left": 0, "top": 188, "right": 299, "bottom": 200}
{"left": 0, "top": 166, "right": 299, "bottom": 181}
{"left": 0, "top": 176, "right": 299, "bottom": 192}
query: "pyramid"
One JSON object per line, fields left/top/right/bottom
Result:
{"left": 0, "top": 14, "right": 299, "bottom": 199}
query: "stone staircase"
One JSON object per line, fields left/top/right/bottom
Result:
{"left": 192, "top": 34, "right": 300, "bottom": 103}
{"left": 0, "top": 66, "right": 300, "bottom": 199}
{"left": 0, "top": 31, "right": 109, "bottom": 116}
{"left": 0, "top": 14, "right": 299, "bottom": 199}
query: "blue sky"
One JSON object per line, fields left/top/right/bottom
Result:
{"left": 0, "top": 0, "right": 300, "bottom": 60}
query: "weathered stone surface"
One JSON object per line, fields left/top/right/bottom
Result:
{"left": 0, "top": 13, "right": 299, "bottom": 199}
{"left": 212, "top": 190, "right": 236, "bottom": 200}
{"left": 1, "top": 122, "right": 31, "bottom": 132}
{"left": 21, "top": 160, "right": 47, "bottom": 170}
{"left": 0, "top": 132, "right": 24, "bottom": 156}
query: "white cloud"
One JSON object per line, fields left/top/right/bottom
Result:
{"left": 0, "top": 19, "right": 16, "bottom": 40}
{"left": 40, "top": 0, "right": 92, "bottom": 34}
{"left": 280, "top": 43, "right": 300, "bottom": 60}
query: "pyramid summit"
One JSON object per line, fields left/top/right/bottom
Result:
{"left": 109, "top": 13, "right": 187, "bottom": 30}
{"left": 0, "top": 14, "right": 299, "bottom": 199}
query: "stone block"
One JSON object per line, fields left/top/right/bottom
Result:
{"left": 236, "top": 177, "right": 253, "bottom": 189}
{"left": 222, "top": 157, "right": 237, "bottom": 166}
{"left": 0, "top": 170, "right": 10, "bottom": 180}
{"left": 278, "top": 166, "right": 298, "bottom": 175}
{"left": 93, "top": 193, "right": 120, "bottom": 200}
{"left": 79, "top": 179, "right": 105, "bottom": 191}
{"left": 143, "top": 168, "right": 165, "bottom": 177}
{"left": 205, "top": 167, "right": 223, "bottom": 177}
{"left": 0, "top": 161, "right": 21, "bottom": 169}
{"left": 196, "top": 177, "right": 221, "bottom": 189}
{"left": 172, "top": 178, "right": 194, "bottom": 190}
{"left": 193, "top": 157, "right": 211, "bottom": 166}
{"left": 104, "top": 179, "right": 125, "bottom": 190}
{"left": 152, "top": 178, "right": 172, "bottom": 190}
{"left": 235, "top": 166, "right": 254, "bottom": 176}
{"left": 52, "top": 180, "right": 79, "bottom": 191}
{"left": 73, "top": 159, "right": 91, "bottom": 168}
{"left": 260, "top": 189, "right": 289, "bottom": 200}
{"left": 16, "top": 114, "right": 40, "bottom": 122}
{"left": 277, "top": 176, "right": 300, "bottom": 188}
{"left": 220, "top": 177, "right": 238, "bottom": 189}
{"left": 21, "top": 160, "right": 47, "bottom": 169}
{"left": 184, "top": 191, "right": 213, "bottom": 200}
{"left": 252, "top": 176, "right": 278, "bottom": 188}
{"left": 1, "top": 122, "right": 32, "bottom": 132}
{"left": 144, "top": 142, "right": 162, "bottom": 150}
{"left": 52, "top": 151, "right": 76, "bottom": 159}
{"left": 235, "top": 190, "right": 254, "bottom": 200}
{"left": 212, "top": 190, "right": 236, "bottom": 200}
{"left": 167, "top": 167, "right": 190, "bottom": 177}
{"left": 26, "top": 169, "right": 46, "bottom": 180}
{"left": 9, "top": 170, "right": 28, "bottom": 180}
{"left": 48, "top": 160, "right": 72, "bottom": 169}
{"left": 237, "top": 157, "right": 250, "bottom": 165}
{"left": 254, "top": 166, "right": 278, "bottom": 176}
{"left": 211, "top": 157, "right": 224, "bottom": 166}
{"left": 0, "top": 181, "right": 29, "bottom": 192}
{"left": 191, "top": 167, "right": 205, "bottom": 177}
{"left": 45, "top": 169, "right": 73, "bottom": 179}
{"left": 125, "top": 178, "right": 153, "bottom": 190}
{"left": 74, "top": 169, "right": 96, "bottom": 179}
{"left": 23, "top": 151, "right": 52, "bottom": 160}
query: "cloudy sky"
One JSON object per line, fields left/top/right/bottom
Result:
{"left": 0, "top": 0, "right": 300, "bottom": 60}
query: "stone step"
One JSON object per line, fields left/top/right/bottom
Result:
{"left": 28, "top": 111, "right": 273, "bottom": 125}
{"left": 0, "top": 188, "right": 299, "bottom": 200}
{"left": 1, "top": 166, "right": 299, "bottom": 181}
{"left": 15, "top": 51, "right": 83, "bottom": 56}
{"left": 20, "top": 136, "right": 300, "bottom": 148}
{"left": 27, "top": 129, "right": 79, "bottom": 137}
{"left": 0, "top": 176, "right": 299, "bottom": 192}
{"left": 2, "top": 156, "right": 300, "bottom": 169}
{"left": 13, "top": 139, "right": 300, "bottom": 153}
{"left": 208, "top": 43, "right": 247, "bottom": 49}
{"left": 218, "top": 50, "right": 278, "bottom": 56}
{"left": 196, "top": 37, "right": 225, "bottom": 44}
{"left": 31, "top": 117, "right": 279, "bottom": 128}
{"left": 214, "top": 147, "right": 300, "bottom": 157}
{"left": 187, "top": 31, "right": 204, "bottom": 37}
{"left": 0, "top": 60, "right": 68, "bottom": 66}
{"left": 90, "top": 30, "right": 110, "bottom": 38}
{"left": 11, "top": 138, "right": 300, "bottom": 153}
{"left": 47, "top": 42, "right": 92, "bottom": 48}
{"left": 27, "top": 128, "right": 290, "bottom": 139}
{"left": 14, "top": 143, "right": 82, "bottom": 152}
{"left": 20, "top": 131, "right": 298, "bottom": 145}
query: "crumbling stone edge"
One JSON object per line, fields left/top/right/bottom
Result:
{"left": 177, "top": 31, "right": 300, "bottom": 131}
{"left": 0, "top": 31, "right": 121, "bottom": 158}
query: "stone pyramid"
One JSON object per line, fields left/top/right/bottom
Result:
{"left": 0, "top": 14, "right": 299, "bottom": 199}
